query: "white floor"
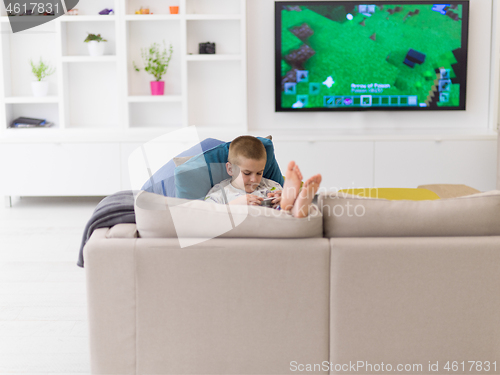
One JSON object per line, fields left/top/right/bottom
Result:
{"left": 0, "top": 196, "right": 105, "bottom": 374}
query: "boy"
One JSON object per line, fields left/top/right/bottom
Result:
{"left": 204, "top": 135, "right": 321, "bottom": 218}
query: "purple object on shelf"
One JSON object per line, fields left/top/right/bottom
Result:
{"left": 99, "top": 8, "right": 113, "bottom": 15}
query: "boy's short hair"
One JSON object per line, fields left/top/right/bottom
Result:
{"left": 228, "top": 136, "right": 267, "bottom": 166}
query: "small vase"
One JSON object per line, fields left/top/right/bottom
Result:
{"left": 87, "top": 40, "right": 106, "bottom": 56}
{"left": 169, "top": 6, "right": 179, "bottom": 14}
{"left": 150, "top": 81, "right": 165, "bottom": 95}
{"left": 31, "top": 81, "right": 49, "bottom": 97}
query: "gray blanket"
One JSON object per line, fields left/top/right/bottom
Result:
{"left": 77, "top": 190, "right": 136, "bottom": 268}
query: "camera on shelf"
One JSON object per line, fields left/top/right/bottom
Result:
{"left": 199, "top": 42, "right": 216, "bottom": 54}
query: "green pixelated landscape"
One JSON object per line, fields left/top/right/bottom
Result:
{"left": 280, "top": 4, "right": 464, "bottom": 109}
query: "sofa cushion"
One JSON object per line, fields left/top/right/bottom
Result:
{"left": 174, "top": 137, "right": 284, "bottom": 200}
{"left": 135, "top": 191, "right": 322, "bottom": 243}
{"left": 141, "top": 138, "right": 224, "bottom": 197}
{"left": 319, "top": 190, "right": 500, "bottom": 238}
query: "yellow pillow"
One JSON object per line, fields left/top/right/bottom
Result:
{"left": 338, "top": 188, "right": 440, "bottom": 201}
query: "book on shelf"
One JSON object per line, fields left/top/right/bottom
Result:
{"left": 9, "top": 117, "right": 54, "bottom": 128}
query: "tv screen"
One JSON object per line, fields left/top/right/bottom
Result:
{"left": 275, "top": 1, "right": 469, "bottom": 111}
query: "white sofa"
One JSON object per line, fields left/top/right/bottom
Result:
{"left": 83, "top": 189, "right": 500, "bottom": 374}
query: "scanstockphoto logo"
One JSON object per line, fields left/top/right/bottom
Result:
{"left": 3, "top": 0, "right": 78, "bottom": 33}
{"left": 128, "top": 126, "right": 250, "bottom": 248}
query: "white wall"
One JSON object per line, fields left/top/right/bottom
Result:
{"left": 247, "top": 0, "right": 495, "bottom": 132}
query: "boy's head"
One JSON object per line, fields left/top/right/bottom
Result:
{"left": 226, "top": 136, "right": 267, "bottom": 193}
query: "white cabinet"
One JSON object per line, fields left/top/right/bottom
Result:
{"left": 0, "top": 143, "right": 121, "bottom": 195}
{"left": 0, "top": 138, "right": 497, "bottom": 199}
{"left": 272, "top": 138, "right": 497, "bottom": 192}
{"left": 374, "top": 140, "right": 497, "bottom": 191}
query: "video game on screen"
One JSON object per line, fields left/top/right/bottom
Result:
{"left": 279, "top": 3, "right": 466, "bottom": 110}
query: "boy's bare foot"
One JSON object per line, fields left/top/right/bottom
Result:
{"left": 280, "top": 161, "right": 303, "bottom": 211}
{"left": 291, "top": 174, "right": 322, "bottom": 218}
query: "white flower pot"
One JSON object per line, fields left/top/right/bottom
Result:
{"left": 31, "top": 81, "right": 49, "bottom": 97}
{"left": 87, "top": 40, "right": 106, "bottom": 57}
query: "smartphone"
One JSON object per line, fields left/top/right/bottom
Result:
{"left": 261, "top": 198, "right": 274, "bottom": 207}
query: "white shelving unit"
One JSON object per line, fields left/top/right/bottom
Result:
{"left": 0, "top": 0, "right": 247, "bottom": 133}
{"left": 0, "top": 0, "right": 247, "bottom": 200}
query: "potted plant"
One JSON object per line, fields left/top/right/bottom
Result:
{"left": 133, "top": 41, "right": 173, "bottom": 95}
{"left": 30, "top": 57, "right": 55, "bottom": 97}
{"left": 84, "top": 33, "right": 107, "bottom": 57}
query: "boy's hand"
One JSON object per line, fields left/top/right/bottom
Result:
{"left": 229, "top": 194, "right": 264, "bottom": 206}
{"left": 267, "top": 190, "right": 282, "bottom": 208}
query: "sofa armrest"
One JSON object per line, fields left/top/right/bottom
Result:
{"left": 84, "top": 234, "right": 137, "bottom": 374}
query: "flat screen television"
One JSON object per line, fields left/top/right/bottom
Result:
{"left": 275, "top": 1, "right": 469, "bottom": 111}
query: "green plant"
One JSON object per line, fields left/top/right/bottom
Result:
{"left": 133, "top": 40, "right": 173, "bottom": 81}
{"left": 84, "top": 33, "right": 107, "bottom": 43}
{"left": 30, "top": 57, "right": 55, "bottom": 81}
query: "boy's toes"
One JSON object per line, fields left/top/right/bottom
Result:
{"left": 308, "top": 174, "right": 321, "bottom": 185}
{"left": 293, "top": 165, "right": 303, "bottom": 181}
{"left": 297, "top": 166, "right": 303, "bottom": 180}
{"left": 303, "top": 176, "right": 314, "bottom": 187}
{"left": 314, "top": 174, "right": 322, "bottom": 184}
{"left": 303, "top": 174, "right": 322, "bottom": 188}
{"left": 287, "top": 161, "right": 296, "bottom": 172}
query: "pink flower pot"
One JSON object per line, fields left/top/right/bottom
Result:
{"left": 150, "top": 81, "right": 165, "bottom": 95}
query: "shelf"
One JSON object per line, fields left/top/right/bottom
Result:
{"left": 124, "top": 14, "right": 180, "bottom": 21}
{"left": 4, "top": 96, "right": 59, "bottom": 104}
{"left": 186, "top": 54, "right": 242, "bottom": 61}
{"left": 0, "top": 0, "right": 247, "bottom": 132}
{"left": 0, "top": 15, "right": 57, "bottom": 23}
{"left": 128, "top": 95, "right": 182, "bottom": 103}
{"left": 185, "top": 14, "right": 242, "bottom": 20}
{"left": 61, "top": 55, "right": 117, "bottom": 63}
{"left": 59, "top": 15, "right": 117, "bottom": 22}
{"left": 4, "top": 127, "right": 60, "bottom": 136}
{"left": 123, "top": 14, "right": 241, "bottom": 21}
